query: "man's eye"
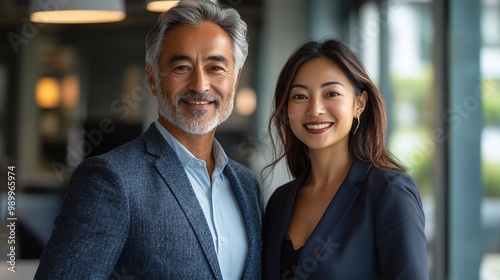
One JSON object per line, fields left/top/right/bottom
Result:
{"left": 174, "top": 65, "right": 190, "bottom": 71}
{"left": 210, "top": 66, "right": 224, "bottom": 71}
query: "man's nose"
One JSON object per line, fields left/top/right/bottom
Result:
{"left": 187, "top": 67, "right": 210, "bottom": 93}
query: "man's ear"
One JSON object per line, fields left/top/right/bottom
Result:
{"left": 357, "top": 90, "right": 368, "bottom": 115}
{"left": 146, "top": 65, "right": 158, "bottom": 97}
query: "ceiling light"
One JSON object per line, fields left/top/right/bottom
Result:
{"left": 146, "top": 0, "right": 180, "bottom": 12}
{"left": 29, "top": 0, "right": 126, "bottom": 24}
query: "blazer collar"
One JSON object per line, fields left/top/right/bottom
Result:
{"left": 271, "top": 158, "right": 372, "bottom": 279}
{"left": 142, "top": 124, "right": 224, "bottom": 280}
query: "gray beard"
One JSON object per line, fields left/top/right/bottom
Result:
{"left": 158, "top": 89, "right": 233, "bottom": 135}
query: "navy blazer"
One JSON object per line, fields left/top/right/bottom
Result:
{"left": 35, "top": 124, "right": 263, "bottom": 280}
{"left": 263, "top": 159, "right": 428, "bottom": 280}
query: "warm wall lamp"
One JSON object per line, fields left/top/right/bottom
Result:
{"left": 145, "top": 0, "right": 180, "bottom": 12}
{"left": 36, "top": 77, "right": 60, "bottom": 109}
{"left": 29, "top": 0, "right": 126, "bottom": 24}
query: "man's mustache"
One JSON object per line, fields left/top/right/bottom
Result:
{"left": 176, "top": 91, "right": 221, "bottom": 106}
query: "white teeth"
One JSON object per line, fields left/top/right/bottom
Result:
{"left": 187, "top": 100, "right": 210, "bottom": 105}
{"left": 305, "top": 123, "right": 332, "bottom": 130}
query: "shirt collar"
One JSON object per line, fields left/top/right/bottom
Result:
{"left": 154, "top": 120, "right": 229, "bottom": 170}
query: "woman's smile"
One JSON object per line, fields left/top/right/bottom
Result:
{"left": 304, "top": 122, "right": 334, "bottom": 134}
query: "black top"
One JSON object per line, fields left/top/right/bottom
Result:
{"left": 280, "top": 236, "right": 302, "bottom": 279}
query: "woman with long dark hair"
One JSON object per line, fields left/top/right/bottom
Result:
{"left": 263, "top": 39, "right": 429, "bottom": 279}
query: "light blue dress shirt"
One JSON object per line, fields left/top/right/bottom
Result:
{"left": 154, "top": 121, "right": 248, "bottom": 280}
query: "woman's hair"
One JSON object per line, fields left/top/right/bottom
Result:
{"left": 145, "top": 0, "right": 248, "bottom": 78}
{"left": 266, "top": 39, "right": 406, "bottom": 178}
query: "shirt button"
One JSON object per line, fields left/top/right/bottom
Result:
{"left": 220, "top": 236, "right": 225, "bottom": 243}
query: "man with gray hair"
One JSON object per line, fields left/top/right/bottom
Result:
{"left": 35, "top": 1, "right": 263, "bottom": 279}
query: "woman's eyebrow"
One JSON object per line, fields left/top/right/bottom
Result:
{"left": 290, "top": 81, "right": 344, "bottom": 90}
{"left": 321, "top": 81, "right": 344, "bottom": 88}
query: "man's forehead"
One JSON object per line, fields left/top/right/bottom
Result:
{"left": 160, "top": 22, "right": 235, "bottom": 64}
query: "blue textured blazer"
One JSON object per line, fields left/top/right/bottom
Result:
{"left": 35, "top": 123, "right": 263, "bottom": 280}
{"left": 263, "top": 158, "right": 429, "bottom": 280}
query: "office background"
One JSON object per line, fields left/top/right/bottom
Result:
{"left": 0, "top": 0, "right": 499, "bottom": 279}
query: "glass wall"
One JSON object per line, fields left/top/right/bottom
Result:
{"left": 357, "top": 0, "right": 500, "bottom": 278}
{"left": 387, "top": 1, "right": 434, "bottom": 201}
{"left": 385, "top": 0, "right": 437, "bottom": 276}
{"left": 355, "top": 0, "right": 437, "bottom": 275}
{"left": 480, "top": 0, "right": 500, "bottom": 278}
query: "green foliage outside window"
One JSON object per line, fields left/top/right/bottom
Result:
{"left": 390, "top": 70, "right": 500, "bottom": 198}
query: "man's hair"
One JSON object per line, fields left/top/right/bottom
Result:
{"left": 145, "top": 0, "right": 248, "bottom": 76}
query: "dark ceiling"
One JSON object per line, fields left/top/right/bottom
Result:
{"left": 0, "top": 0, "right": 262, "bottom": 29}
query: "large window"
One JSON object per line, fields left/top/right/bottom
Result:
{"left": 385, "top": 0, "right": 436, "bottom": 276}
{"left": 357, "top": 0, "right": 500, "bottom": 278}
{"left": 480, "top": 0, "right": 500, "bottom": 278}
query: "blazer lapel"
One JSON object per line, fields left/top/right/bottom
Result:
{"left": 266, "top": 170, "right": 307, "bottom": 280}
{"left": 223, "top": 163, "right": 263, "bottom": 279}
{"left": 143, "top": 125, "right": 223, "bottom": 280}
{"left": 295, "top": 159, "right": 372, "bottom": 279}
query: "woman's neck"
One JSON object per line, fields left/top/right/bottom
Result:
{"left": 307, "top": 145, "right": 353, "bottom": 190}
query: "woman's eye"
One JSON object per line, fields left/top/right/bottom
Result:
{"left": 291, "top": 94, "right": 307, "bottom": 100}
{"left": 326, "top": 91, "right": 339, "bottom": 97}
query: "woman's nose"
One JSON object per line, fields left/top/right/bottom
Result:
{"left": 306, "top": 98, "right": 325, "bottom": 116}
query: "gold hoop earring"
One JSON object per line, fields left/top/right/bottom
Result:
{"left": 352, "top": 114, "right": 360, "bottom": 135}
